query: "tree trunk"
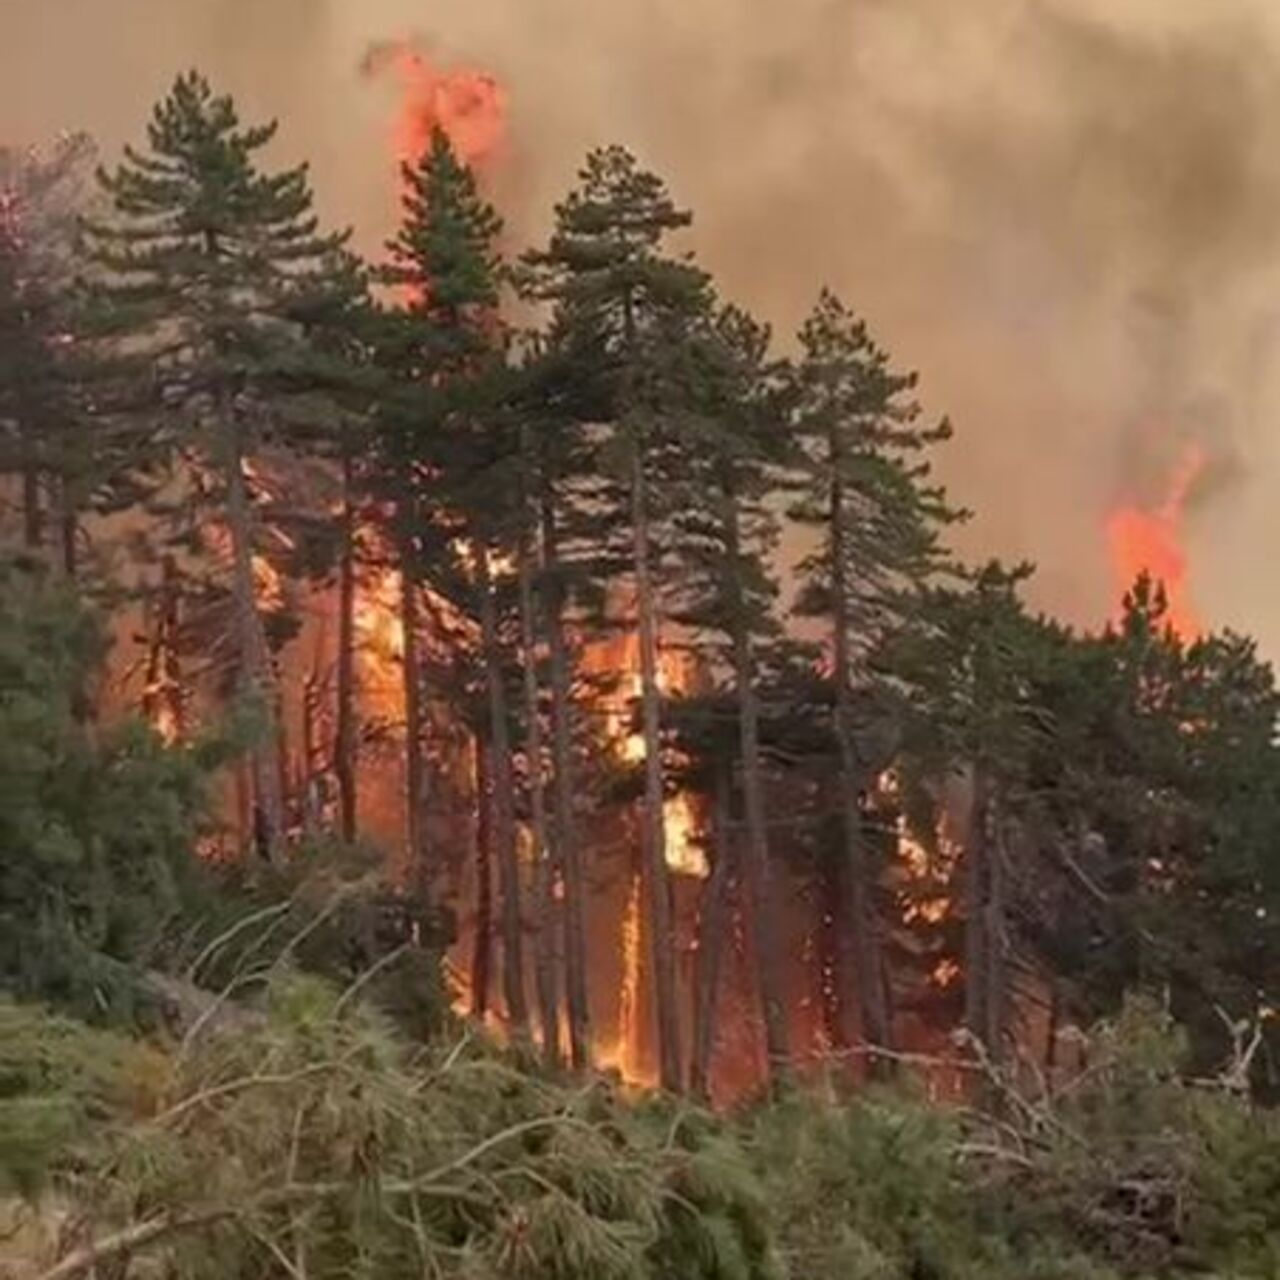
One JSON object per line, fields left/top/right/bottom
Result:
{"left": 143, "top": 554, "right": 183, "bottom": 743}
{"left": 399, "top": 528, "right": 428, "bottom": 894}
{"left": 334, "top": 449, "right": 358, "bottom": 844}
{"left": 691, "top": 763, "right": 735, "bottom": 1102}
{"left": 301, "top": 661, "right": 324, "bottom": 837}
{"left": 962, "top": 771, "right": 988, "bottom": 1050}
{"left": 630, "top": 437, "right": 682, "bottom": 1093}
{"left": 519, "top": 462, "right": 560, "bottom": 1067}
{"left": 985, "top": 791, "right": 1008, "bottom": 1060}
{"left": 59, "top": 476, "right": 78, "bottom": 579}
{"left": 541, "top": 486, "right": 591, "bottom": 1068}
{"left": 963, "top": 766, "right": 1007, "bottom": 1069}
{"left": 276, "top": 689, "right": 292, "bottom": 839}
{"left": 1044, "top": 974, "right": 1061, "bottom": 1076}
{"left": 829, "top": 460, "right": 892, "bottom": 1055}
{"left": 21, "top": 450, "right": 41, "bottom": 551}
{"left": 725, "top": 490, "right": 790, "bottom": 1086}
{"left": 817, "top": 842, "right": 849, "bottom": 1050}
{"left": 478, "top": 549, "right": 530, "bottom": 1040}
{"left": 224, "top": 416, "right": 284, "bottom": 862}
{"left": 471, "top": 736, "right": 494, "bottom": 1020}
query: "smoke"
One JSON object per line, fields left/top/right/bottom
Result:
{"left": 5, "top": 0, "right": 1280, "bottom": 647}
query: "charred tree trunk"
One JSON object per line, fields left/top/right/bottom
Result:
{"left": 399, "top": 529, "right": 428, "bottom": 894}
{"left": 691, "top": 763, "right": 735, "bottom": 1102}
{"left": 829, "top": 459, "right": 892, "bottom": 1056}
{"left": 334, "top": 449, "right": 358, "bottom": 843}
{"left": 541, "top": 486, "right": 591, "bottom": 1068}
{"left": 519, "top": 460, "right": 560, "bottom": 1066}
{"left": 724, "top": 489, "right": 790, "bottom": 1086}
{"left": 224, "top": 414, "right": 284, "bottom": 862}
{"left": 478, "top": 550, "right": 530, "bottom": 1041}
{"left": 471, "top": 736, "right": 494, "bottom": 1020}
{"left": 630, "top": 436, "right": 682, "bottom": 1093}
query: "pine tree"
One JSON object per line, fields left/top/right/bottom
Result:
{"left": 375, "top": 127, "right": 529, "bottom": 1037}
{"left": 789, "top": 290, "right": 960, "bottom": 1055}
{"left": 513, "top": 418, "right": 561, "bottom": 1065}
{"left": 523, "top": 147, "right": 715, "bottom": 1091}
{"left": 270, "top": 245, "right": 373, "bottom": 845}
{"left": 503, "top": 323, "right": 625, "bottom": 1070}
{"left": 84, "top": 72, "right": 352, "bottom": 860}
{"left": 0, "top": 555, "right": 221, "bottom": 1019}
{"left": 891, "top": 562, "right": 1047, "bottom": 1063}
{"left": 668, "top": 304, "right": 793, "bottom": 1087}
{"left": 0, "top": 133, "right": 107, "bottom": 574}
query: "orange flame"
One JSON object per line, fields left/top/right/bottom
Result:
{"left": 354, "top": 566, "right": 406, "bottom": 726}
{"left": 1106, "top": 443, "right": 1205, "bottom": 641}
{"left": 363, "top": 41, "right": 508, "bottom": 173}
{"left": 598, "top": 871, "right": 653, "bottom": 1085}
{"left": 585, "top": 630, "right": 707, "bottom": 878}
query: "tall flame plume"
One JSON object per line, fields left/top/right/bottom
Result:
{"left": 1106, "top": 442, "right": 1206, "bottom": 641}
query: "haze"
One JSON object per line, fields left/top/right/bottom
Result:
{"left": 4, "top": 0, "right": 1280, "bottom": 649}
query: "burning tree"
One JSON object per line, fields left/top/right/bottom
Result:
{"left": 371, "top": 124, "right": 533, "bottom": 1040}
{"left": 84, "top": 73, "right": 357, "bottom": 861}
{"left": 788, "top": 291, "right": 962, "bottom": 1055}
{"left": 522, "top": 146, "right": 727, "bottom": 1092}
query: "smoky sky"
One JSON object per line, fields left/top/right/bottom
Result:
{"left": 5, "top": 0, "right": 1280, "bottom": 649}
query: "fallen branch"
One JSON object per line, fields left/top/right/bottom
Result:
{"left": 35, "top": 1209, "right": 230, "bottom": 1280}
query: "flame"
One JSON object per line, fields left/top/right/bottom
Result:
{"left": 899, "top": 832, "right": 950, "bottom": 926}
{"left": 585, "top": 630, "right": 707, "bottom": 878}
{"left": 148, "top": 698, "right": 180, "bottom": 746}
{"left": 1106, "top": 443, "right": 1205, "bottom": 641}
{"left": 598, "top": 871, "right": 651, "bottom": 1084}
{"left": 354, "top": 566, "right": 407, "bottom": 727}
{"left": 362, "top": 40, "right": 508, "bottom": 173}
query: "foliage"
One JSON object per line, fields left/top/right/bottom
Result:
{"left": 11, "top": 991, "right": 1279, "bottom": 1280}
{"left": 12, "top": 974, "right": 780, "bottom": 1280}
{"left": 0, "top": 558, "right": 224, "bottom": 1022}
{"left": 180, "top": 835, "right": 453, "bottom": 1044}
{"left": 753, "top": 996, "right": 1280, "bottom": 1280}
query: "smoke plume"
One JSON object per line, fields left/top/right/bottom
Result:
{"left": 5, "top": 0, "right": 1280, "bottom": 646}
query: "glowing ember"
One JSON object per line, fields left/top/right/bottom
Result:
{"left": 362, "top": 40, "right": 508, "bottom": 173}
{"left": 1106, "top": 443, "right": 1205, "bottom": 641}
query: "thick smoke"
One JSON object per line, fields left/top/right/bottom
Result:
{"left": 5, "top": 0, "right": 1280, "bottom": 646}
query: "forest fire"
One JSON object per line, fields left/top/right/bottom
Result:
{"left": 9, "top": 49, "right": 1275, "bottom": 1196}
{"left": 1106, "top": 442, "right": 1205, "bottom": 640}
